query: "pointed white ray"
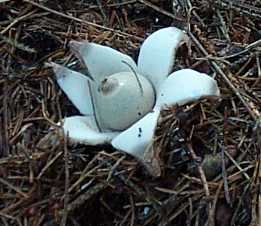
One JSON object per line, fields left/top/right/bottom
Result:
{"left": 69, "top": 41, "right": 138, "bottom": 82}
{"left": 51, "top": 63, "right": 94, "bottom": 116}
{"left": 61, "top": 116, "right": 119, "bottom": 145}
{"left": 137, "top": 27, "right": 187, "bottom": 90}
{"left": 155, "top": 69, "right": 220, "bottom": 107}
{"left": 111, "top": 108, "right": 160, "bottom": 160}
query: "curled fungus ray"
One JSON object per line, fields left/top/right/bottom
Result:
{"left": 51, "top": 27, "right": 220, "bottom": 176}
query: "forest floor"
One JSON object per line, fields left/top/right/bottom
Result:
{"left": 0, "top": 0, "right": 260, "bottom": 226}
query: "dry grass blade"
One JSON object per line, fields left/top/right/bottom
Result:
{"left": 0, "top": 0, "right": 260, "bottom": 225}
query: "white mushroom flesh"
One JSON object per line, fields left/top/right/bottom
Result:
{"left": 138, "top": 27, "right": 187, "bottom": 90}
{"left": 50, "top": 27, "right": 221, "bottom": 177}
{"left": 52, "top": 63, "right": 94, "bottom": 116}
{"left": 69, "top": 41, "right": 138, "bottom": 82}
{"left": 155, "top": 69, "right": 220, "bottom": 107}
{"left": 111, "top": 108, "right": 160, "bottom": 159}
{"left": 61, "top": 116, "right": 119, "bottom": 145}
{"left": 94, "top": 72, "right": 155, "bottom": 131}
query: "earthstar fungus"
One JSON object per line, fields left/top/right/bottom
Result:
{"left": 51, "top": 27, "right": 220, "bottom": 176}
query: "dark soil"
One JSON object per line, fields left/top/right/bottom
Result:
{"left": 0, "top": 1, "right": 260, "bottom": 226}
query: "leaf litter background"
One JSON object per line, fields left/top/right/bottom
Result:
{"left": 0, "top": 0, "right": 260, "bottom": 226}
